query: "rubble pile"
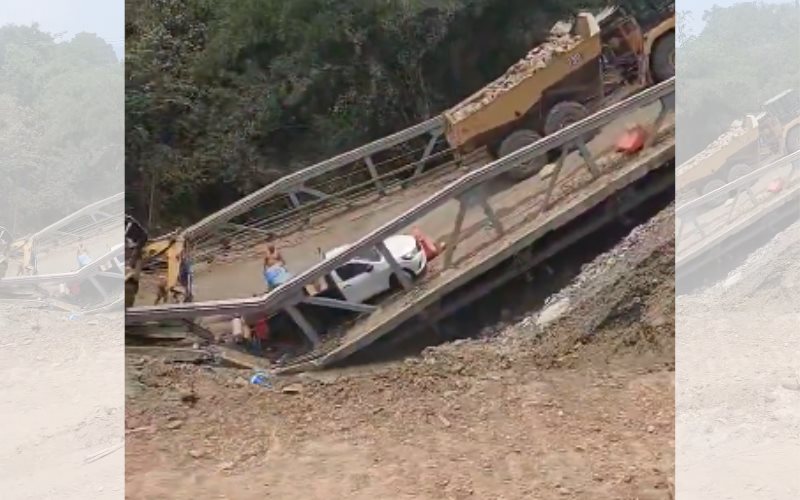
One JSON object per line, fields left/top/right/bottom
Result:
{"left": 677, "top": 118, "right": 750, "bottom": 174}
{"left": 448, "top": 21, "right": 584, "bottom": 122}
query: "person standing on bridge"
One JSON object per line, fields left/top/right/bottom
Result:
{"left": 263, "top": 243, "right": 284, "bottom": 269}
{"left": 77, "top": 245, "right": 92, "bottom": 269}
{"left": 263, "top": 243, "right": 292, "bottom": 291}
{"left": 177, "top": 249, "right": 194, "bottom": 302}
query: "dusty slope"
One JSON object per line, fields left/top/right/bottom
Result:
{"left": 0, "top": 308, "right": 124, "bottom": 499}
{"left": 676, "top": 217, "right": 800, "bottom": 499}
{"left": 126, "top": 208, "right": 675, "bottom": 500}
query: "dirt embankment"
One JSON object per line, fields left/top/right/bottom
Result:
{"left": 676, "top": 216, "right": 800, "bottom": 499}
{"left": 126, "top": 208, "right": 675, "bottom": 500}
{"left": 0, "top": 308, "right": 124, "bottom": 499}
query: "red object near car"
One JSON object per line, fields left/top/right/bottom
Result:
{"left": 616, "top": 125, "right": 646, "bottom": 154}
{"left": 767, "top": 179, "right": 784, "bottom": 193}
{"left": 412, "top": 227, "right": 441, "bottom": 261}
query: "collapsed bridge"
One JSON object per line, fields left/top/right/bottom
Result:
{"left": 127, "top": 79, "right": 676, "bottom": 371}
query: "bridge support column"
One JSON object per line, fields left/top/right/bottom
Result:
{"left": 576, "top": 139, "right": 600, "bottom": 178}
{"left": 365, "top": 156, "right": 387, "bottom": 196}
{"left": 285, "top": 304, "right": 320, "bottom": 347}
{"left": 377, "top": 241, "right": 413, "bottom": 289}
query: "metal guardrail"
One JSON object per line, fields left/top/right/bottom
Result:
{"left": 12, "top": 192, "right": 124, "bottom": 256}
{"left": 127, "top": 77, "right": 675, "bottom": 329}
{"left": 186, "top": 117, "right": 446, "bottom": 239}
{"left": 30, "top": 192, "right": 124, "bottom": 241}
{"left": 0, "top": 244, "right": 124, "bottom": 286}
{"left": 676, "top": 149, "right": 800, "bottom": 246}
{"left": 0, "top": 244, "right": 124, "bottom": 307}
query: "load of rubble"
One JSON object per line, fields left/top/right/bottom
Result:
{"left": 676, "top": 118, "right": 750, "bottom": 175}
{"left": 447, "top": 21, "right": 584, "bottom": 122}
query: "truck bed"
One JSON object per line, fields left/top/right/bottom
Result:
{"left": 444, "top": 25, "right": 600, "bottom": 151}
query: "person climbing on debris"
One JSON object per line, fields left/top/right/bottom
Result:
{"left": 253, "top": 316, "right": 269, "bottom": 354}
{"left": 231, "top": 315, "right": 244, "bottom": 345}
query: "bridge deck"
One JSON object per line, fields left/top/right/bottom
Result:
{"left": 163, "top": 106, "right": 662, "bottom": 305}
{"left": 277, "top": 134, "right": 675, "bottom": 372}
{"left": 676, "top": 160, "right": 800, "bottom": 279}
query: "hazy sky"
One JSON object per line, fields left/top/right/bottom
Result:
{"left": 0, "top": 0, "right": 124, "bottom": 58}
{"left": 679, "top": 0, "right": 793, "bottom": 35}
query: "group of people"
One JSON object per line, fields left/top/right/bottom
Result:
{"left": 231, "top": 313, "right": 270, "bottom": 354}
{"left": 226, "top": 242, "right": 288, "bottom": 354}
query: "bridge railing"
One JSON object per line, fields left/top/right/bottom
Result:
{"left": 676, "top": 149, "right": 800, "bottom": 256}
{"left": 1, "top": 244, "right": 125, "bottom": 308}
{"left": 14, "top": 192, "right": 124, "bottom": 254}
{"left": 176, "top": 116, "right": 451, "bottom": 265}
{"left": 127, "top": 78, "right": 676, "bottom": 341}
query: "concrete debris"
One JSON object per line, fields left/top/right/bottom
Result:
{"left": 281, "top": 383, "right": 304, "bottom": 394}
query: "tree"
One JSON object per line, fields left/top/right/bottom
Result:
{"left": 125, "top": 0, "right": 663, "bottom": 229}
{"left": 0, "top": 24, "right": 122, "bottom": 235}
{"left": 677, "top": 3, "right": 800, "bottom": 163}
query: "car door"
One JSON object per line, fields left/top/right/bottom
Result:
{"left": 332, "top": 261, "right": 377, "bottom": 303}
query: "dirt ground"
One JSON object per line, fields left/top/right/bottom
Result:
{"left": 0, "top": 307, "right": 124, "bottom": 499}
{"left": 676, "top": 217, "right": 800, "bottom": 499}
{"left": 125, "top": 207, "right": 675, "bottom": 500}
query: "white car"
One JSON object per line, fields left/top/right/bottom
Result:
{"left": 323, "top": 234, "right": 427, "bottom": 304}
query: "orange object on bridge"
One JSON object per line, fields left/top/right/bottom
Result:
{"left": 616, "top": 125, "right": 647, "bottom": 154}
{"left": 767, "top": 179, "right": 784, "bottom": 193}
{"left": 412, "top": 227, "right": 441, "bottom": 261}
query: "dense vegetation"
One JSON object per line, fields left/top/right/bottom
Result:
{"left": 125, "top": 0, "right": 666, "bottom": 229}
{"left": 0, "top": 25, "right": 123, "bottom": 236}
{"left": 677, "top": 2, "right": 800, "bottom": 163}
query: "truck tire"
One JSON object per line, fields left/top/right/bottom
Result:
{"left": 727, "top": 163, "right": 753, "bottom": 185}
{"left": 651, "top": 32, "right": 675, "bottom": 83}
{"left": 786, "top": 126, "right": 800, "bottom": 153}
{"left": 543, "top": 100, "right": 598, "bottom": 148}
{"left": 497, "top": 129, "right": 548, "bottom": 181}
{"left": 702, "top": 178, "right": 727, "bottom": 207}
{"left": 786, "top": 126, "right": 800, "bottom": 168}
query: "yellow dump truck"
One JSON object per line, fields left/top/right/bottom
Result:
{"left": 676, "top": 89, "right": 800, "bottom": 203}
{"left": 443, "top": 5, "right": 675, "bottom": 180}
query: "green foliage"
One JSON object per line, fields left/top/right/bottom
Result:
{"left": 0, "top": 25, "right": 123, "bottom": 235}
{"left": 677, "top": 3, "right": 800, "bottom": 163}
{"left": 128, "top": 0, "right": 668, "bottom": 229}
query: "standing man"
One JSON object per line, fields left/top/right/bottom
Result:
{"left": 263, "top": 242, "right": 291, "bottom": 291}
{"left": 263, "top": 243, "right": 284, "bottom": 269}
{"left": 177, "top": 247, "right": 194, "bottom": 302}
